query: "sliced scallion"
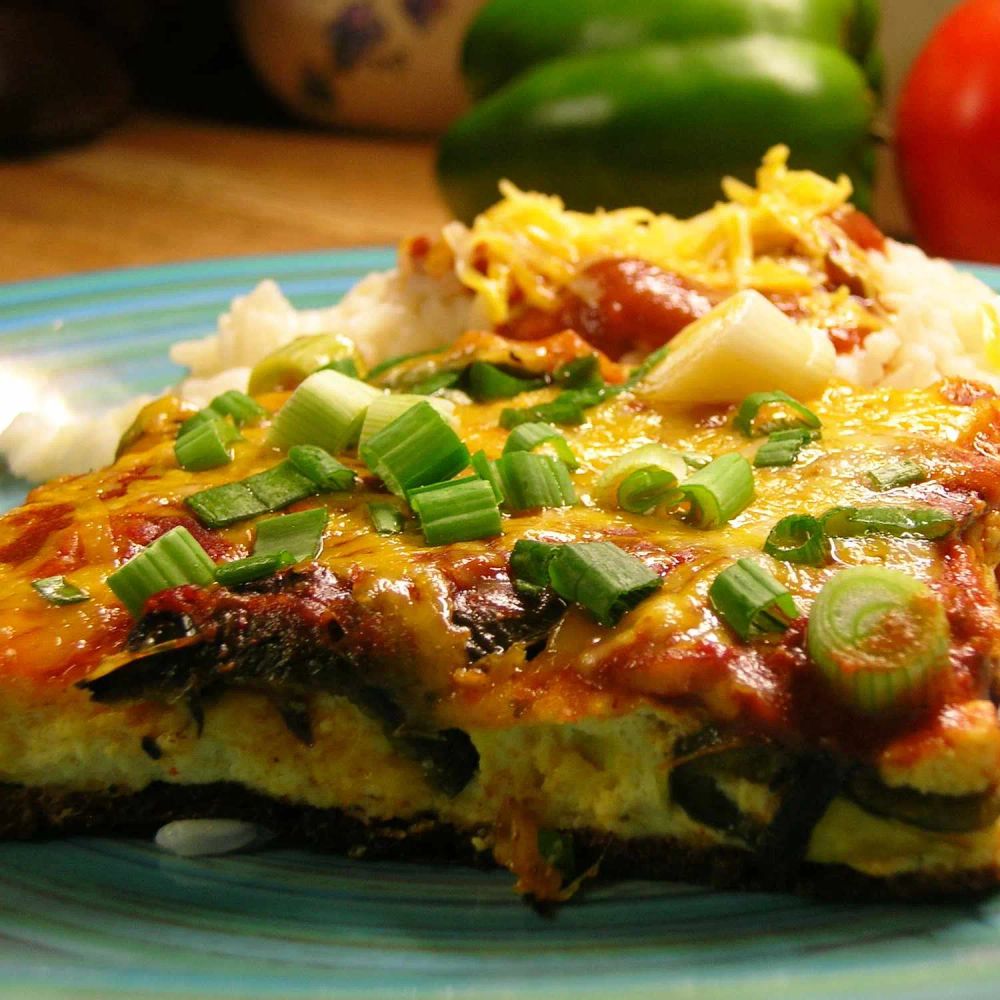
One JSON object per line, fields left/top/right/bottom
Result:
{"left": 469, "top": 450, "right": 505, "bottom": 503}
{"left": 734, "top": 390, "right": 821, "bottom": 438}
{"left": 867, "top": 459, "right": 927, "bottom": 491}
{"left": 31, "top": 575, "right": 89, "bottom": 605}
{"left": 106, "top": 526, "right": 216, "bottom": 617}
{"left": 675, "top": 454, "right": 754, "bottom": 529}
{"left": 594, "top": 444, "right": 687, "bottom": 514}
{"left": 467, "top": 362, "right": 544, "bottom": 401}
{"left": 509, "top": 539, "right": 560, "bottom": 596}
{"left": 358, "top": 393, "right": 454, "bottom": 447}
{"left": 753, "top": 427, "right": 819, "bottom": 468}
{"left": 366, "top": 348, "right": 440, "bottom": 384}
{"left": 554, "top": 355, "right": 601, "bottom": 389}
{"left": 502, "top": 421, "right": 578, "bottom": 468}
{"left": 763, "top": 515, "right": 829, "bottom": 566}
{"left": 368, "top": 501, "right": 406, "bottom": 535}
{"left": 248, "top": 333, "right": 362, "bottom": 394}
{"left": 174, "top": 417, "right": 240, "bottom": 472}
{"left": 287, "top": 444, "right": 356, "bottom": 492}
{"left": 708, "top": 559, "right": 799, "bottom": 641}
{"left": 537, "top": 828, "right": 575, "bottom": 879}
{"left": 820, "top": 506, "right": 955, "bottom": 540}
{"left": 215, "top": 551, "right": 295, "bottom": 587}
{"left": 207, "top": 390, "right": 267, "bottom": 427}
{"left": 547, "top": 541, "right": 661, "bottom": 627}
{"left": 682, "top": 451, "right": 713, "bottom": 470}
{"left": 408, "top": 477, "right": 502, "bottom": 545}
{"left": 411, "top": 370, "right": 462, "bottom": 396}
{"left": 807, "top": 566, "right": 950, "bottom": 715}
{"left": 185, "top": 461, "right": 316, "bottom": 528}
{"left": 495, "top": 452, "right": 576, "bottom": 512}
{"left": 254, "top": 507, "right": 329, "bottom": 563}
{"left": 499, "top": 394, "right": 586, "bottom": 429}
{"left": 360, "top": 401, "right": 470, "bottom": 498}
{"left": 269, "top": 369, "right": 379, "bottom": 454}
{"left": 320, "top": 357, "right": 360, "bottom": 379}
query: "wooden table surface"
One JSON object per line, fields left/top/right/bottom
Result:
{"left": 0, "top": 113, "right": 451, "bottom": 283}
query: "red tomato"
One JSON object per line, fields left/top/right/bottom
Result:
{"left": 896, "top": 0, "right": 1000, "bottom": 262}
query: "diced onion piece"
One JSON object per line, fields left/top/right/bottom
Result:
{"left": 287, "top": 445, "right": 357, "bottom": 492}
{"left": 503, "top": 421, "right": 578, "bottom": 468}
{"left": 269, "top": 369, "right": 379, "bottom": 454}
{"left": 495, "top": 452, "right": 577, "bottom": 512}
{"left": 547, "top": 541, "right": 661, "bottom": 627}
{"left": 107, "top": 526, "right": 216, "bottom": 617}
{"left": 359, "top": 393, "right": 455, "bottom": 446}
{"left": 636, "top": 290, "right": 834, "bottom": 403}
{"left": 155, "top": 819, "right": 267, "bottom": 857}
{"left": 254, "top": 507, "right": 328, "bottom": 563}
{"left": 368, "top": 501, "right": 406, "bottom": 535}
{"left": 248, "top": 333, "right": 363, "bottom": 394}
{"left": 807, "top": 567, "right": 950, "bottom": 716}
{"left": 675, "top": 453, "right": 754, "bottom": 529}
{"left": 594, "top": 444, "right": 687, "bottom": 512}
{"left": 408, "top": 477, "right": 502, "bottom": 545}
{"left": 216, "top": 552, "right": 295, "bottom": 587}
{"left": 820, "top": 506, "right": 955, "bottom": 540}
{"left": 709, "top": 558, "right": 799, "bottom": 641}
{"left": 763, "top": 514, "right": 829, "bottom": 566}
{"left": 31, "top": 575, "right": 89, "bottom": 605}
{"left": 867, "top": 459, "right": 927, "bottom": 491}
{"left": 360, "top": 401, "right": 470, "bottom": 498}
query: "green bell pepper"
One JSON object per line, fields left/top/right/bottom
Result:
{"left": 463, "top": 0, "right": 879, "bottom": 99}
{"left": 438, "top": 1, "right": 879, "bottom": 222}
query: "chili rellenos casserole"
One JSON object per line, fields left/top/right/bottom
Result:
{"left": 4, "top": 151, "right": 1000, "bottom": 902}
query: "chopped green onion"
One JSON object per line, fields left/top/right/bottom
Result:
{"left": 411, "top": 370, "right": 462, "bottom": 396}
{"left": 255, "top": 507, "right": 329, "bottom": 563}
{"left": 509, "top": 539, "right": 560, "bottom": 596}
{"left": 408, "top": 477, "right": 502, "bottom": 545}
{"left": 682, "top": 451, "right": 712, "bottom": 470}
{"left": 626, "top": 344, "right": 670, "bottom": 386}
{"left": 594, "top": 444, "right": 686, "bottom": 513}
{"left": 287, "top": 445, "right": 357, "bottom": 492}
{"left": 358, "top": 393, "right": 454, "bottom": 447}
{"left": 207, "top": 390, "right": 267, "bottom": 427}
{"left": 269, "top": 369, "right": 379, "bottom": 454}
{"left": 547, "top": 542, "right": 661, "bottom": 627}
{"left": 867, "top": 459, "right": 927, "bottom": 491}
{"left": 675, "top": 454, "right": 754, "bottom": 528}
{"left": 215, "top": 551, "right": 295, "bottom": 587}
{"left": 708, "top": 558, "right": 799, "bottom": 641}
{"left": 495, "top": 452, "right": 576, "bottom": 512}
{"left": 502, "top": 421, "right": 577, "bottom": 468}
{"left": 360, "top": 401, "right": 470, "bottom": 498}
{"left": 467, "top": 362, "right": 544, "bottom": 401}
{"left": 820, "top": 506, "right": 955, "bottom": 540}
{"left": 368, "top": 501, "right": 406, "bottom": 535}
{"left": 733, "top": 390, "right": 821, "bottom": 438}
{"left": 763, "top": 515, "right": 829, "bottom": 566}
{"left": 469, "top": 450, "right": 505, "bottom": 503}
{"left": 753, "top": 427, "right": 819, "bottom": 468}
{"left": 537, "top": 828, "right": 575, "bottom": 879}
{"left": 185, "top": 460, "right": 316, "bottom": 528}
{"left": 31, "top": 575, "right": 89, "bottom": 605}
{"left": 107, "top": 526, "right": 216, "bottom": 617}
{"left": 320, "top": 357, "right": 360, "bottom": 378}
{"left": 499, "top": 392, "right": 590, "bottom": 429}
{"left": 365, "top": 348, "right": 441, "bottom": 384}
{"left": 174, "top": 417, "right": 240, "bottom": 472}
{"left": 807, "top": 567, "right": 950, "bottom": 715}
{"left": 554, "top": 355, "right": 602, "bottom": 388}
{"left": 249, "top": 333, "right": 362, "bottom": 394}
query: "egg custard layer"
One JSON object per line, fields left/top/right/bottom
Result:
{"left": 3, "top": 355, "right": 1000, "bottom": 901}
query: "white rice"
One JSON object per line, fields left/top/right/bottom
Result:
{"left": 2, "top": 241, "right": 999, "bottom": 485}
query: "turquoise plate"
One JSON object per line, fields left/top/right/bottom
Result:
{"left": 2, "top": 252, "right": 1000, "bottom": 1000}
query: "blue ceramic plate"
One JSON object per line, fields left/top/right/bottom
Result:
{"left": 2, "top": 252, "right": 1000, "bottom": 1000}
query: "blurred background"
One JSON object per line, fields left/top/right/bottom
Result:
{"left": 0, "top": 0, "right": 995, "bottom": 281}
